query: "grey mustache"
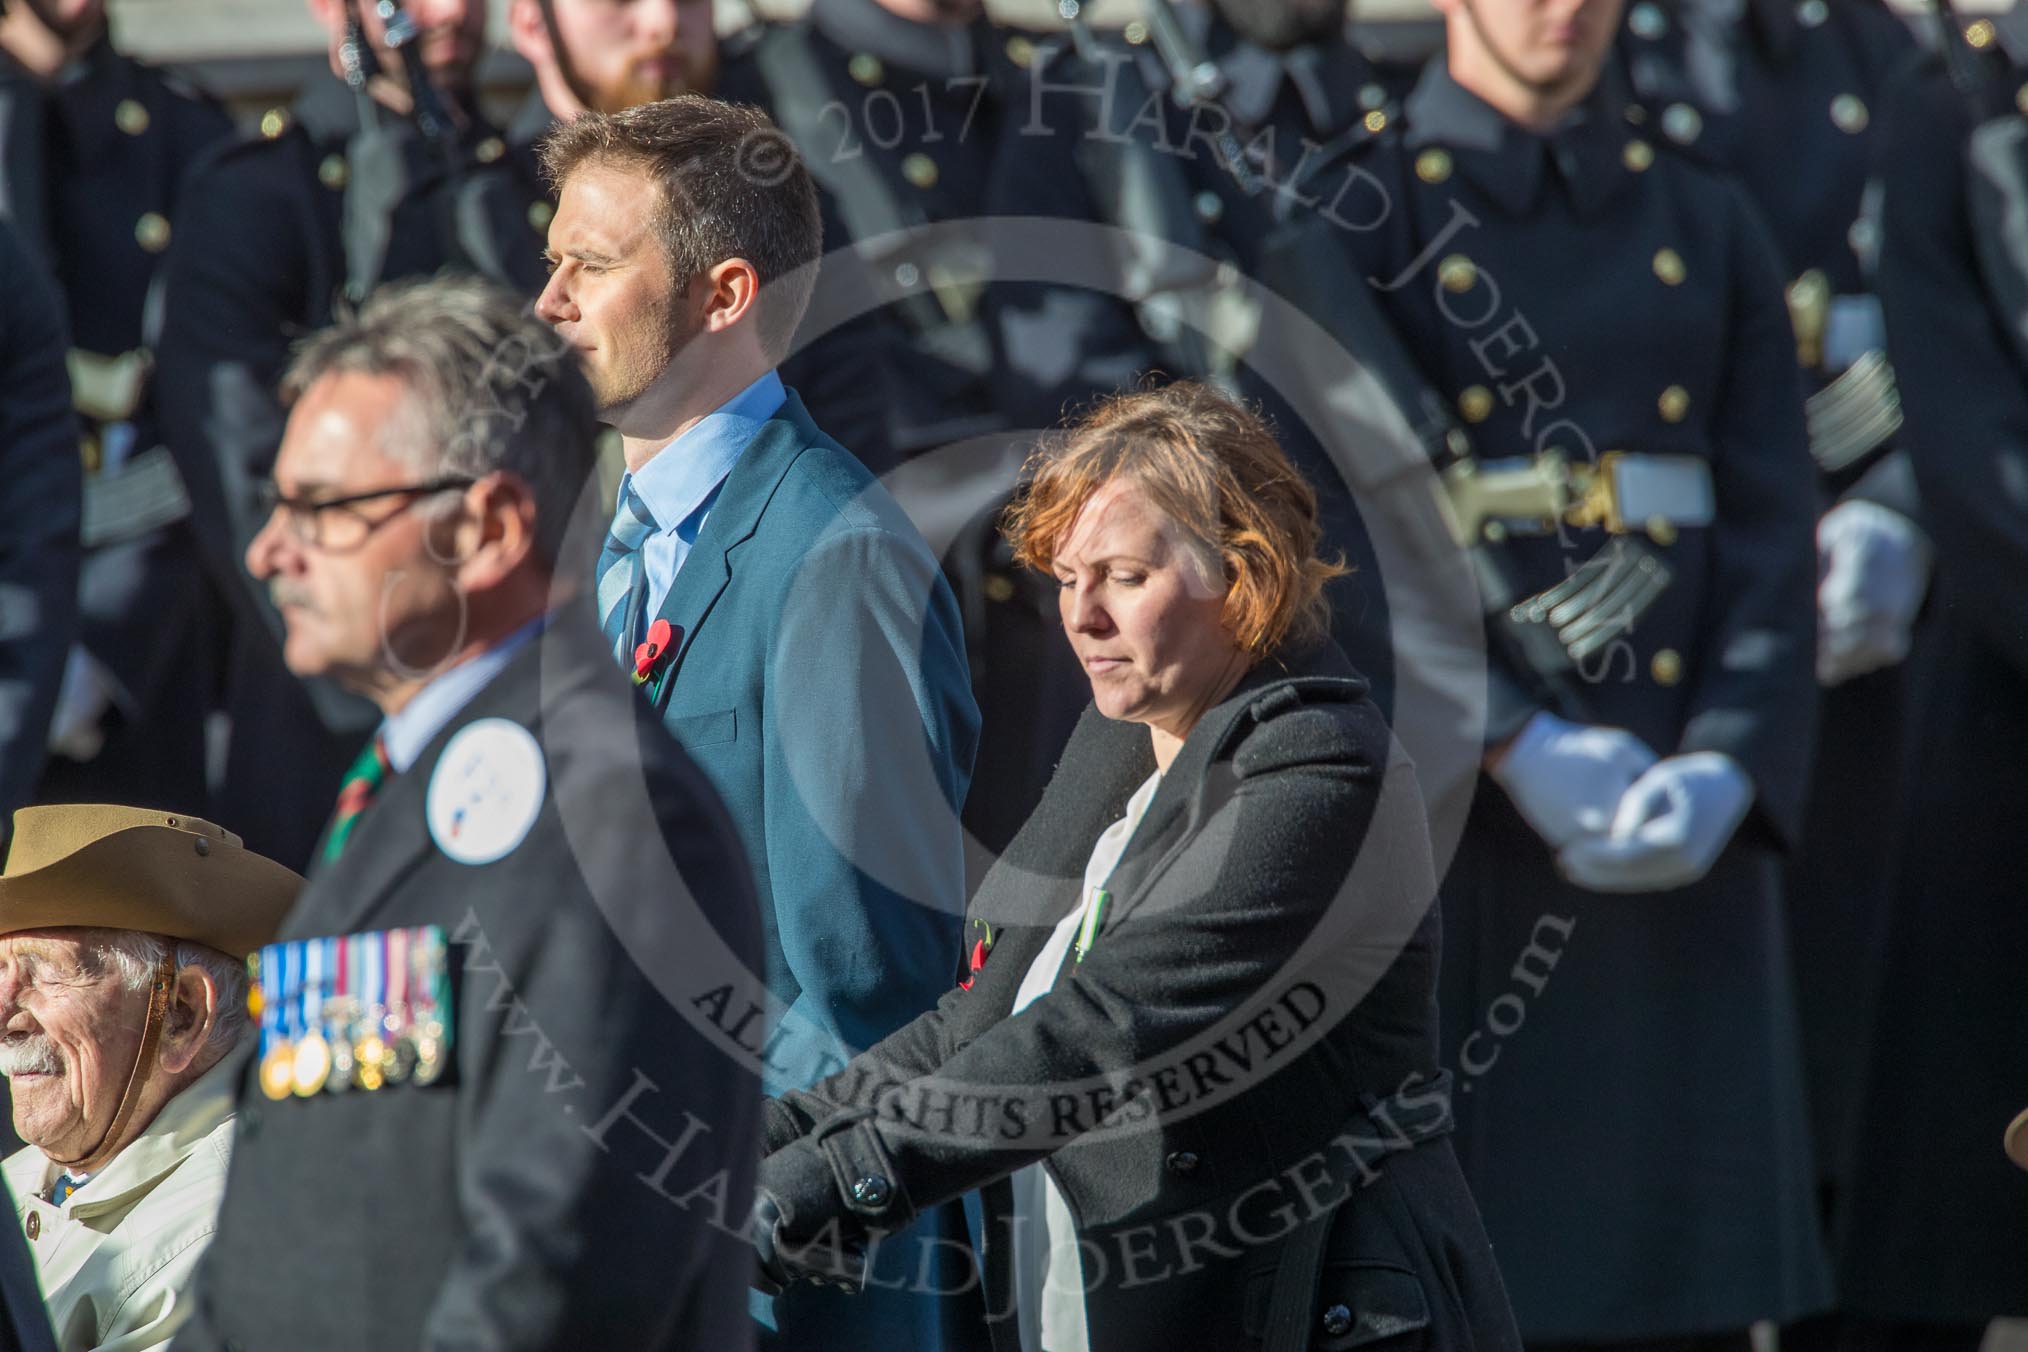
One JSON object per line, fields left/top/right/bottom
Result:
{"left": 0, "top": 1039, "right": 61, "bottom": 1077}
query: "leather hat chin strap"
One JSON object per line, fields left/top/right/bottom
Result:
{"left": 48, "top": 955, "right": 177, "bottom": 1173}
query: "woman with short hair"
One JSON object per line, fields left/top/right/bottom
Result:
{"left": 754, "top": 382, "right": 1520, "bottom": 1352}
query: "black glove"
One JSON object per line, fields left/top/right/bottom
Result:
{"left": 750, "top": 1186, "right": 870, "bottom": 1295}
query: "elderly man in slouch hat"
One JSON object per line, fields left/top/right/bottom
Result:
{"left": 0, "top": 806, "right": 300, "bottom": 1352}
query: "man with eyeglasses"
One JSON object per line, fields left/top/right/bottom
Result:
{"left": 181, "top": 273, "right": 766, "bottom": 1352}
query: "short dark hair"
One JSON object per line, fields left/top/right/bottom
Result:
{"left": 282, "top": 274, "right": 603, "bottom": 571}
{"left": 536, "top": 96, "right": 823, "bottom": 363}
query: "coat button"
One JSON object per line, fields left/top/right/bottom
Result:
{"left": 1661, "top": 102, "right": 1702, "bottom": 145}
{"left": 115, "top": 98, "right": 150, "bottom": 136}
{"left": 1829, "top": 94, "right": 1869, "bottom": 134}
{"left": 1415, "top": 148, "right": 1452, "bottom": 184}
{"left": 1165, "top": 1150, "right": 1199, "bottom": 1175}
{"left": 1658, "top": 385, "right": 1691, "bottom": 423}
{"left": 24, "top": 1213, "right": 37, "bottom": 1240}
{"left": 1622, "top": 139, "right": 1654, "bottom": 172}
{"left": 1438, "top": 254, "right": 1477, "bottom": 293}
{"left": 1321, "top": 1303, "right": 1353, "bottom": 1336}
{"left": 1651, "top": 648, "right": 1684, "bottom": 686}
{"left": 1652, "top": 248, "right": 1686, "bottom": 286}
{"left": 848, "top": 52, "right": 884, "bottom": 86}
{"left": 135, "top": 212, "right": 171, "bottom": 253}
{"left": 1458, "top": 385, "right": 1494, "bottom": 423}
{"left": 850, "top": 1175, "right": 891, "bottom": 1209}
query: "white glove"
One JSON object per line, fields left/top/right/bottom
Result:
{"left": 1557, "top": 751, "right": 1754, "bottom": 893}
{"left": 47, "top": 645, "right": 112, "bottom": 762}
{"left": 1489, "top": 711, "right": 1660, "bottom": 850}
{"left": 1817, "top": 499, "right": 1932, "bottom": 686}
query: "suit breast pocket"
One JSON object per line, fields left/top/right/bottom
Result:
{"left": 671, "top": 707, "right": 738, "bottom": 749}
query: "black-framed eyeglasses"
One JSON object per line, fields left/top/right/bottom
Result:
{"left": 255, "top": 477, "right": 477, "bottom": 551}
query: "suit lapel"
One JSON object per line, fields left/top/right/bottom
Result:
{"left": 290, "top": 639, "right": 546, "bottom": 939}
{"left": 645, "top": 393, "right": 819, "bottom": 711}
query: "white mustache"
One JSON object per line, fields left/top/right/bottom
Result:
{"left": 0, "top": 1038, "right": 61, "bottom": 1077}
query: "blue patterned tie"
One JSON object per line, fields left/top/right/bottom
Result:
{"left": 49, "top": 1174, "right": 81, "bottom": 1206}
{"left": 596, "top": 485, "right": 659, "bottom": 661}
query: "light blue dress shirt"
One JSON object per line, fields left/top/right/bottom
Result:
{"left": 614, "top": 370, "right": 785, "bottom": 643}
{"left": 380, "top": 617, "right": 545, "bottom": 774}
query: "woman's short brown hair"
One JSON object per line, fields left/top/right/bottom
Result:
{"left": 1002, "top": 382, "right": 1346, "bottom": 657}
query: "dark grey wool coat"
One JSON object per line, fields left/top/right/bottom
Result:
{"left": 760, "top": 641, "right": 1520, "bottom": 1352}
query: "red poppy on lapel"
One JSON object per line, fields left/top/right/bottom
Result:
{"left": 958, "top": 920, "right": 994, "bottom": 990}
{"left": 633, "top": 618, "right": 678, "bottom": 686}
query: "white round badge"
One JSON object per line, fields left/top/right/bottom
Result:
{"left": 427, "top": 719, "right": 547, "bottom": 865}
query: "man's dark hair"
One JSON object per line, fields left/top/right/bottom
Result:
{"left": 282, "top": 274, "right": 604, "bottom": 571}
{"left": 537, "top": 96, "right": 823, "bottom": 363}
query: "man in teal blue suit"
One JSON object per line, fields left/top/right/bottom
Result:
{"left": 535, "top": 96, "right": 985, "bottom": 1348}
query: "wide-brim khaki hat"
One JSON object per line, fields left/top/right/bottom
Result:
{"left": 0, "top": 805, "right": 303, "bottom": 959}
{"left": 2008, "top": 1108, "right": 2028, "bottom": 1173}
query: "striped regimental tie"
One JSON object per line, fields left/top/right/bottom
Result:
{"left": 323, "top": 735, "right": 390, "bottom": 866}
{"left": 596, "top": 484, "right": 660, "bottom": 662}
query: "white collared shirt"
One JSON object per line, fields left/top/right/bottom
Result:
{"left": 2, "top": 1054, "right": 240, "bottom": 1352}
{"left": 1009, "top": 770, "right": 1162, "bottom": 1352}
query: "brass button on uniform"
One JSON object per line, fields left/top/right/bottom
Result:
{"left": 475, "top": 135, "right": 505, "bottom": 164}
{"left": 1830, "top": 94, "right": 1869, "bottom": 134}
{"left": 984, "top": 574, "right": 1015, "bottom": 604}
{"left": 1416, "top": 148, "right": 1453, "bottom": 184}
{"left": 527, "top": 199, "right": 555, "bottom": 233}
{"left": 901, "top": 152, "right": 939, "bottom": 189}
{"left": 134, "top": 212, "right": 170, "bottom": 253}
{"left": 24, "top": 1213, "right": 37, "bottom": 1241}
{"left": 318, "top": 154, "right": 348, "bottom": 190}
{"left": 848, "top": 52, "right": 884, "bottom": 86}
{"left": 1646, "top": 515, "right": 1678, "bottom": 546}
{"left": 1624, "top": 103, "right": 1648, "bottom": 125}
{"left": 1004, "top": 35, "right": 1036, "bottom": 67}
{"left": 1662, "top": 102, "right": 1702, "bottom": 144}
{"left": 1658, "top": 384, "right": 1691, "bottom": 423}
{"left": 1363, "top": 109, "right": 1388, "bottom": 133}
{"left": 1967, "top": 18, "right": 1997, "bottom": 49}
{"left": 259, "top": 106, "right": 288, "bottom": 139}
{"left": 1458, "top": 385, "right": 1494, "bottom": 423}
{"left": 1123, "top": 19, "right": 1148, "bottom": 44}
{"left": 1623, "top": 138, "right": 1654, "bottom": 172}
{"left": 115, "top": 98, "right": 150, "bottom": 136}
{"left": 1651, "top": 648, "right": 1684, "bottom": 686}
{"left": 1439, "top": 254, "right": 1477, "bottom": 293}
{"left": 1652, "top": 247, "right": 1686, "bottom": 286}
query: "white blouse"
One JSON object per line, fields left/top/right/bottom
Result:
{"left": 1009, "top": 769, "right": 1163, "bottom": 1352}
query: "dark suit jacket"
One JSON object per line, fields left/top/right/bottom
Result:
{"left": 178, "top": 612, "right": 766, "bottom": 1351}
{"left": 761, "top": 642, "right": 1519, "bottom": 1351}
{"left": 637, "top": 390, "right": 979, "bottom": 1095}
{"left": 0, "top": 1178, "right": 53, "bottom": 1352}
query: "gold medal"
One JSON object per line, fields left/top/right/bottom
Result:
{"left": 291, "top": 1032, "right": 331, "bottom": 1096}
{"left": 354, "top": 1033, "right": 386, "bottom": 1091}
{"left": 259, "top": 1041, "right": 296, "bottom": 1100}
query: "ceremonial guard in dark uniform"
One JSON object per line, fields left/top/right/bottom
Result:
{"left": 1251, "top": 0, "right": 1827, "bottom": 1341}
{"left": 1835, "top": 9, "right": 2028, "bottom": 1345}
{"left": 154, "top": 0, "right": 550, "bottom": 871}
{"left": 0, "top": 0, "right": 231, "bottom": 815}
{"left": 0, "top": 221, "right": 80, "bottom": 830}
{"left": 1614, "top": 0, "right": 1924, "bottom": 1242}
